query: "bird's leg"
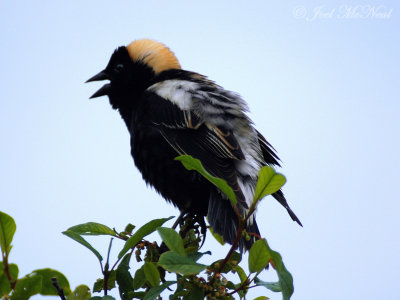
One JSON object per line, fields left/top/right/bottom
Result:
{"left": 180, "top": 213, "right": 195, "bottom": 236}
{"left": 183, "top": 214, "right": 208, "bottom": 249}
{"left": 172, "top": 213, "right": 208, "bottom": 250}
{"left": 157, "top": 211, "right": 188, "bottom": 254}
{"left": 171, "top": 210, "right": 187, "bottom": 230}
{"left": 197, "top": 216, "right": 207, "bottom": 249}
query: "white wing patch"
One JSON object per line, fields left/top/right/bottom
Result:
{"left": 147, "top": 80, "right": 198, "bottom": 110}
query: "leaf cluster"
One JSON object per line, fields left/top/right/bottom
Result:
{"left": 0, "top": 211, "right": 90, "bottom": 299}
{"left": 0, "top": 155, "right": 296, "bottom": 300}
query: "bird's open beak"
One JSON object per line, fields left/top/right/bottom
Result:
{"left": 86, "top": 71, "right": 111, "bottom": 99}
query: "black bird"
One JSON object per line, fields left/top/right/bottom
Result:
{"left": 87, "top": 39, "right": 301, "bottom": 250}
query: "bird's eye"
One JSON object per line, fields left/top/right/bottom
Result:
{"left": 114, "top": 64, "right": 124, "bottom": 73}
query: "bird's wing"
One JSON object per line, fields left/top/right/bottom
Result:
{"left": 141, "top": 90, "right": 248, "bottom": 208}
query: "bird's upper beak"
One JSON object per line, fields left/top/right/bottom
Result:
{"left": 86, "top": 71, "right": 111, "bottom": 99}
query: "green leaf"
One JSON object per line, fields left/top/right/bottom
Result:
{"left": 158, "top": 251, "right": 207, "bottom": 276}
{"left": 187, "top": 251, "right": 211, "bottom": 262}
{"left": 232, "top": 265, "right": 249, "bottom": 298}
{"left": 93, "top": 271, "right": 116, "bottom": 293}
{"left": 208, "top": 226, "right": 226, "bottom": 245}
{"left": 11, "top": 274, "right": 42, "bottom": 300}
{"left": 0, "top": 211, "right": 16, "bottom": 256}
{"left": 219, "top": 251, "right": 242, "bottom": 273}
{"left": 132, "top": 266, "right": 146, "bottom": 290}
{"left": 237, "top": 288, "right": 246, "bottom": 299}
{"left": 67, "top": 222, "right": 116, "bottom": 236}
{"left": 124, "top": 224, "right": 135, "bottom": 234}
{"left": 32, "top": 268, "right": 72, "bottom": 295}
{"left": 143, "top": 262, "right": 160, "bottom": 287}
{"left": 0, "top": 262, "right": 18, "bottom": 295}
{"left": 175, "top": 155, "right": 237, "bottom": 206}
{"left": 253, "top": 167, "right": 286, "bottom": 202}
{"left": 107, "top": 271, "right": 117, "bottom": 291}
{"left": 66, "top": 284, "right": 91, "bottom": 300}
{"left": 229, "top": 251, "right": 242, "bottom": 264}
{"left": 116, "top": 253, "right": 134, "bottom": 299}
{"left": 185, "top": 284, "right": 204, "bottom": 300}
{"left": 253, "top": 297, "right": 269, "bottom": 300}
{"left": 248, "top": 239, "right": 271, "bottom": 273}
{"left": 254, "top": 277, "right": 281, "bottom": 292}
{"left": 157, "top": 227, "right": 185, "bottom": 256}
{"left": 10, "top": 264, "right": 19, "bottom": 280}
{"left": 63, "top": 230, "right": 103, "bottom": 263}
{"left": 89, "top": 296, "right": 115, "bottom": 300}
{"left": 232, "top": 265, "right": 247, "bottom": 284}
{"left": 129, "top": 291, "right": 145, "bottom": 299}
{"left": 92, "top": 279, "right": 103, "bottom": 293}
{"left": 118, "top": 217, "right": 174, "bottom": 259}
{"left": 225, "top": 280, "right": 236, "bottom": 290}
{"left": 143, "top": 281, "right": 175, "bottom": 300}
{"left": 273, "top": 258, "right": 294, "bottom": 300}
{"left": 259, "top": 239, "right": 294, "bottom": 300}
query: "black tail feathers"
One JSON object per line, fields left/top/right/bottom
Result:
{"left": 272, "top": 190, "right": 303, "bottom": 227}
{"left": 207, "top": 189, "right": 260, "bottom": 252}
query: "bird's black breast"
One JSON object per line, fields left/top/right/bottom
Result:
{"left": 129, "top": 104, "right": 211, "bottom": 215}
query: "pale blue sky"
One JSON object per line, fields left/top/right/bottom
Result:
{"left": 1, "top": 1, "right": 399, "bottom": 299}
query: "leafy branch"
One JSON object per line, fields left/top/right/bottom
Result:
{"left": 0, "top": 211, "right": 78, "bottom": 299}
{"left": 0, "top": 155, "right": 296, "bottom": 300}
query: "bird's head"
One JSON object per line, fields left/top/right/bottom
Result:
{"left": 86, "top": 39, "right": 181, "bottom": 109}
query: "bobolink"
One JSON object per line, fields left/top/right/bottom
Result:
{"left": 87, "top": 39, "right": 301, "bottom": 250}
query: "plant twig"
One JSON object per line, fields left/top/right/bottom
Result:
{"left": 229, "top": 273, "right": 251, "bottom": 295}
{"left": 105, "top": 238, "right": 113, "bottom": 271}
{"left": 102, "top": 238, "right": 114, "bottom": 295}
{"left": 51, "top": 277, "right": 66, "bottom": 300}
{"left": 103, "top": 271, "right": 109, "bottom": 295}
{"left": 3, "top": 252, "right": 16, "bottom": 289}
{"left": 247, "top": 232, "right": 262, "bottom": 240}
{"left": 216, "top": 218, "right": 244, "bottom": 275}
{"left": 244, "top": 198, "right": 259, "bottom": 225}
{"left": 111, "top": 248, "right": 134, "bottom": 271}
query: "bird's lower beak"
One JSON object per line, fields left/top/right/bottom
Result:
{"left": 89, "top": 83, "right": 111, "bottom": 99}
{"left": 86, "top": 71, "right": 111, "bottom": 99}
